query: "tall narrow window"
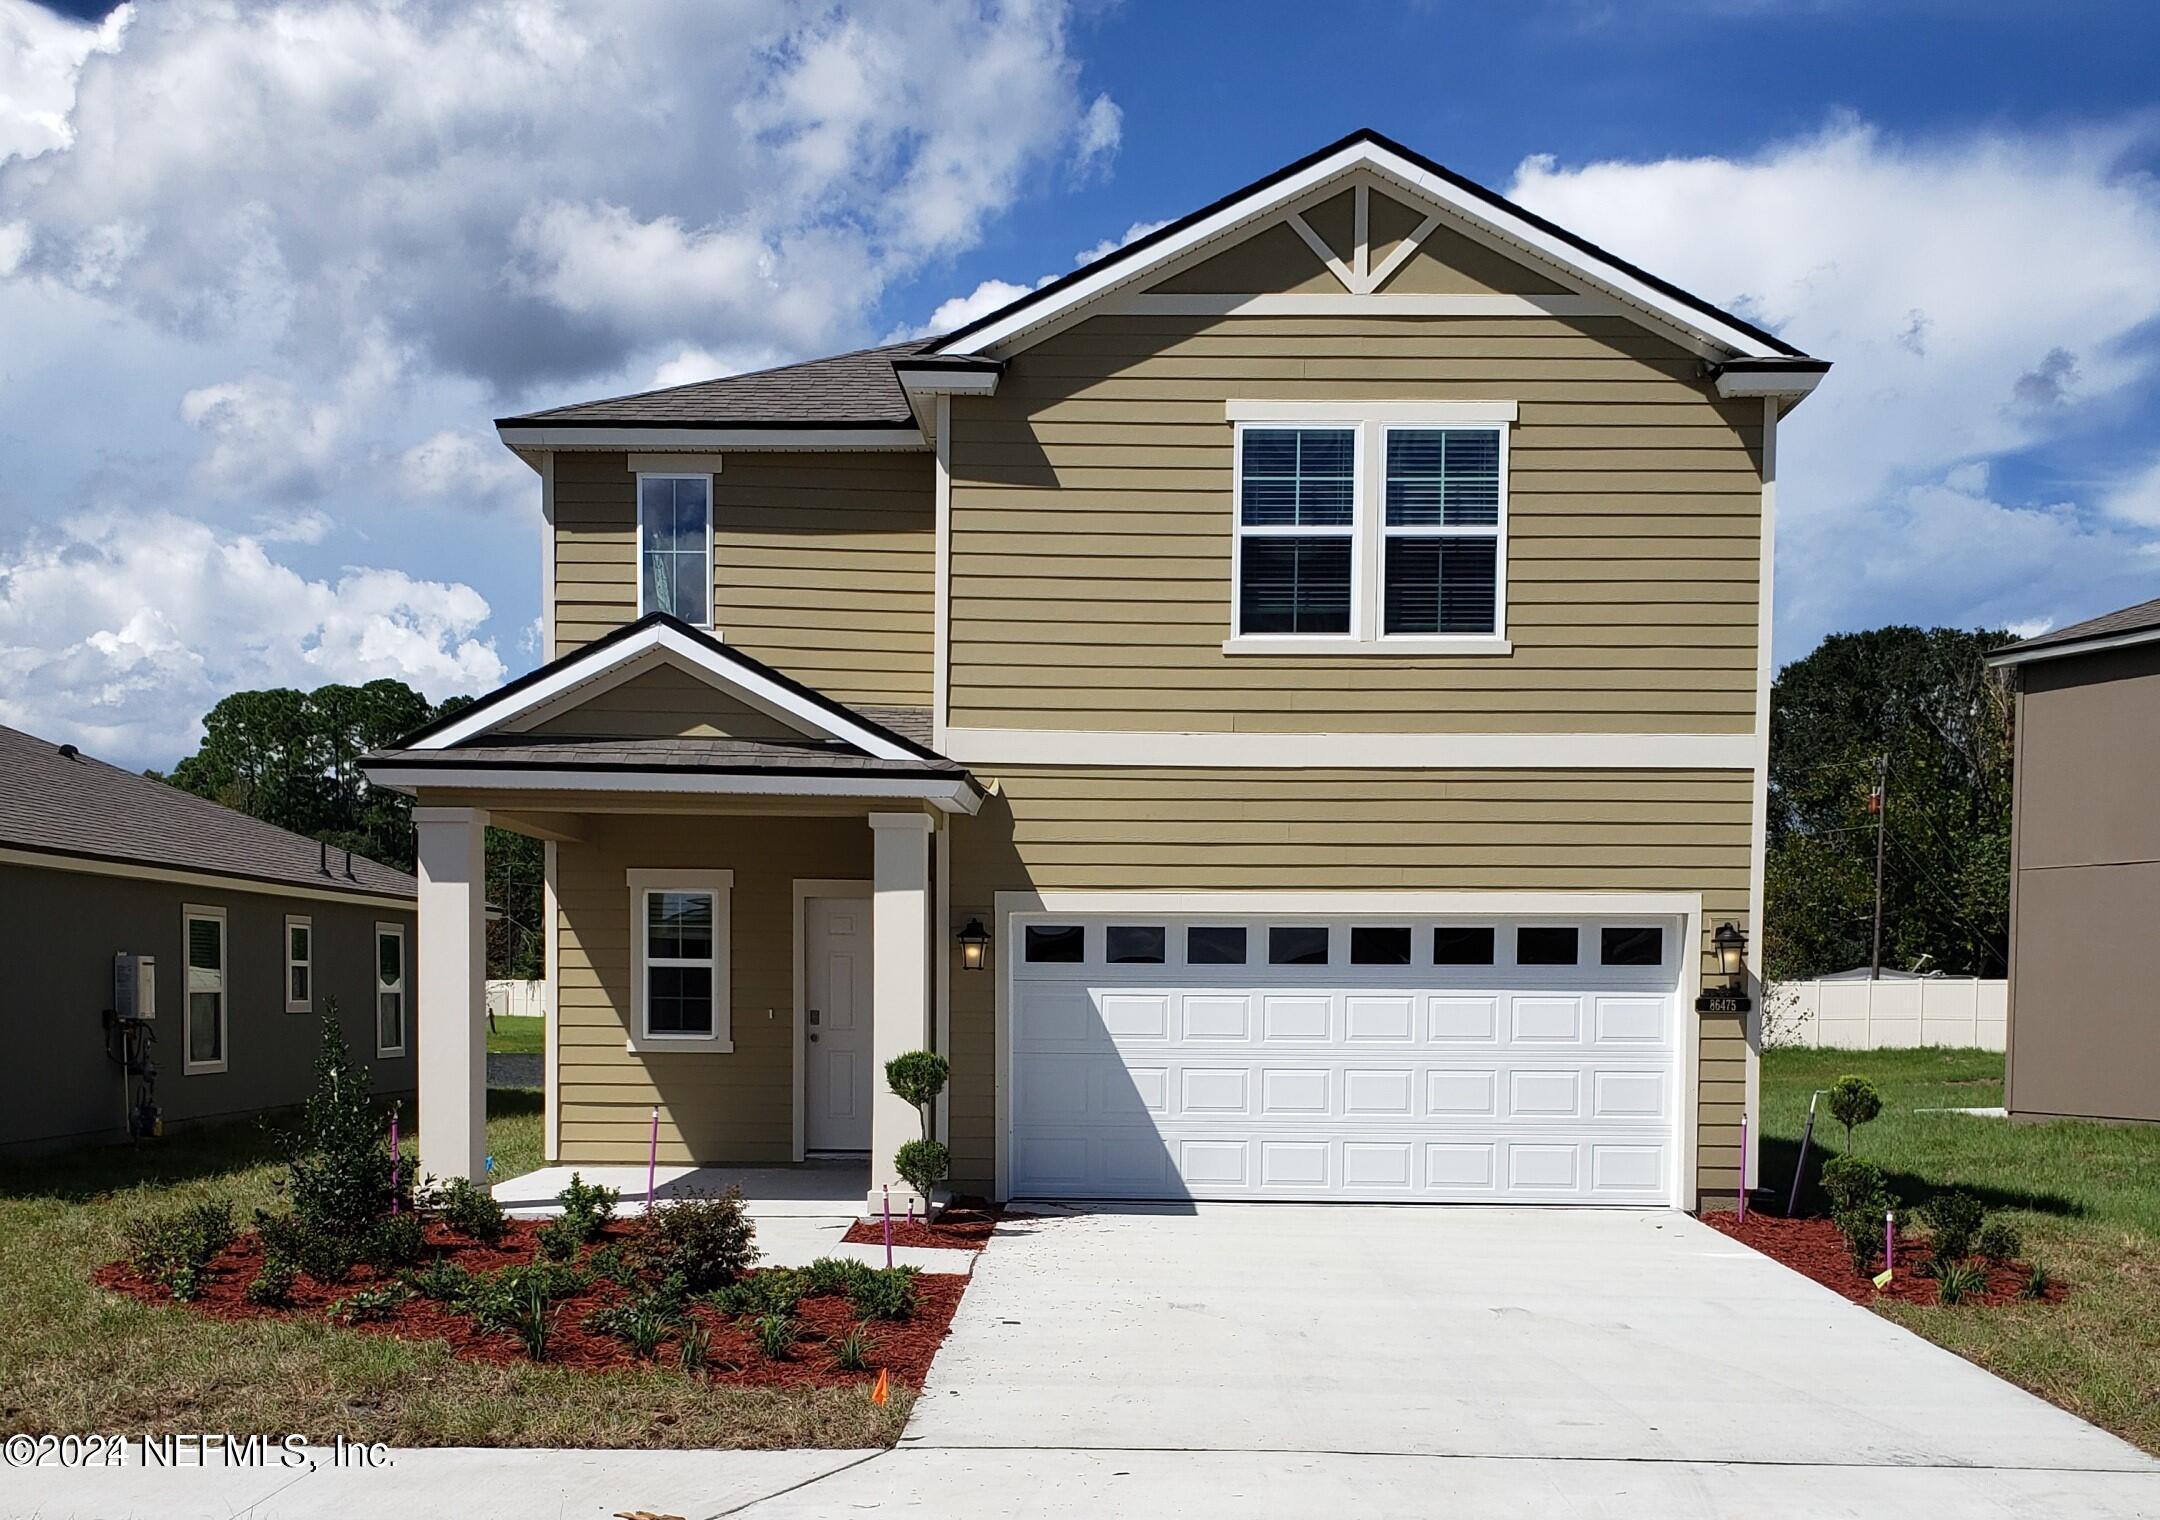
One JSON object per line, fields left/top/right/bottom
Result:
{"left": 1236, "top": 428, "right": 1355, "bottom": 635}
{"left": 375, "top": 924, "right": 407, "bottom": 1057}
{"left": 1383, "top": 428, "right": 1502, "bottom": 636}
{"left": 285, "top": 915, "right": 312, "bottom": 1013}
{"left": 637, "top": 474, "right": 711, "bottom": 624}
{"left": 183, "top": 905, "right": 227, "bottom": 1074}
{"left": 627, "top": 869, "right": 733, "bottom": 1051}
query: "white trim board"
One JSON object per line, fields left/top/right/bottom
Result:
{"left": 1225, "top": 398, "right": 1518, "bottom": 423}
{"left": 1117, "top": 293, "right": 1621, "bottom": 319}
{"left": 367, "top": 768, "right": 983, "bottom": 812}
{"left": 0, "top": 846, "right": 416, "bottom": 913}
{"left": 495, "top": 426, "right": 925, "bottom": 451}
{"left": 626, "top": 867, "right": 736, "bottom": 1054}
{"left": 934, "top": 137, "right": 1788, "bottom": 363}
{"left": 990, "top": 887, "right": 1705, "bottom": 1209}
{"left": 410, "top": 620, "right": 918, "bottom": 762}
{"left": 941, "top": 727, "right": 1755, "bottom": 770}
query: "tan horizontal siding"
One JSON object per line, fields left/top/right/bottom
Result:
{"left": 947, "top": 309, "right": 1763, "bottom": 735}
{"left": 552, "top": 811, "right": 871, "bottom": 1167}
{"left": 550, "top": 450, "right": 933, "bottom": 707}
{"left": 945, "top": 765, "right": 1752, "bottom": 1201}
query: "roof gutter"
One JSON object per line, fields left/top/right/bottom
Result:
{"left": 1986, "top": 623, "right": 2160, "bottom": 669}
{"left": 493, "top": 424, "right": 925, "bottom": 452}
{"left": 1710, "top": 357, "right": 1831, "bottom": 407}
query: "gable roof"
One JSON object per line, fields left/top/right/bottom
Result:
{"left": 1988, "top": 595, "right": 2160, "bottom": 668}
{"left": 0, "top": 723, "right": 416, "bottom": 902}
{"left": 389, "top": 613, "right": 947, "bottom": 764}
{"left": 497, "top": 339, "right": 933, "bottom": 431}
{"left": 932, "top": 128, "right": 1812, "bottom": 365}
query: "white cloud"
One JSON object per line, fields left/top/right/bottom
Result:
{"left": 0, "top": 511, "right": 504, "bottom": 768}
{"left": 1074, "top": 217, "right": 1172, "bottom": 268}
{"left": 1507, "top": 118, "right": 2160, "bottom": 652}
{"left": 0, "top": 0, "right": 128, "bottom": 165}
{"left": 1074, "top": 92, "right": 1122, "bottom": 175}
{"left": 397, "top": 430, "right": 531, "bottom": 511}
{"left": 893, "top": 214, "right": 1173, "bottom": 342}
{"left": 2099, "top": 454, "right": 2160, "bottom": 527}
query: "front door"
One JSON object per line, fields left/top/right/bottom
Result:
{"left": 804, "top": 894, "right": 873, "bottom": 1151}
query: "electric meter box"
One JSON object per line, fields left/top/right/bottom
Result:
{"left": 114, "top": 952, "right": 156, "bottom": 1020}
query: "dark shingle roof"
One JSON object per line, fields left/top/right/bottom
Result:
{"left": 498, "top": 339, "right": 934, "bottom": 429}
{"left": 1996, "top": 596, "right": 2160, "bottom": 660}
{"left": 0, "top": 724, "right": 416, "bottom": 900}
{"left": 367, "top": 733, "right": 970, "bottom": 777}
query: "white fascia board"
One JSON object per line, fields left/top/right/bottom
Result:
{"left": 495, "top": 426, "right": 924, "bottom": 451}
{"left": 935, "top": 140, "right": 1783, "bottom": 361}
{"left": 1114, "top": 293, "right": 1621, "bottom": 319}
{"left": 896, "top": 369, "right": 1000, "bottom": 397}
{"left": 413, "top": 622, "right": 918, "bottom": 761}
{"left": 1987, "top": 623, "right": 2160, "bottom": 668}
{"left": 1714, "top": 369, "right": 1826, "bottom": 400}
{"left": 1225, "top": 399, "right": 1518, "bottom": 423}
{"left": 366, "top": 768, "right": 981, "bottom": 814}
{"left": 942, "top": 727, "right": 1755, "bottom": 770}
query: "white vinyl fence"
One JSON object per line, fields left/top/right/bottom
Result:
{"left": 486, "top": 979, "right": 546, "bottom": 1022}
{"left": 1765, "top": 978, "right": 2006, "bottom": 1051}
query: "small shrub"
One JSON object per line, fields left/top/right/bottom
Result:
{"left": 1975, "top": 1219, "right": 2022, "bottom": 1265}
{"left": 1833, "top": 1205, "right": 1886, "bottom": 1277}
{"left": 1819, "top": 1154, "right": 1887, "bottom": 1217}
{"left": 327, "top": 1281, "right": 411, "bottom": 1325}
{"left": 125, "top": 1200, "right": 237, "bottom": 1301}
{"left": 466, "top": 1261, "right": 588, "bottom": 1331}
{"left": 894, "top": 1139, "right": 951, "bottom": 1199}
{"left": 1935, "top": 1259, "right": 1988, "bottom": 1305}
{"left": 244, "top": 1257, "right": 297, "bottom": 1308}
{"left": 625, "top": 1188, "right": 757, "bottom": 1291}
{"left": 555, "top": 1173, "right": 619, "bottom": 1244}
{"left": 678, "top": 1318, "right": 711, "bottom": 1376}
{"left": 588, "top": 1243, "right": 640, "bottom": 1288}
{"left": 1826, "top": 1074, "right": 1883, "bottom": 1150}
{"left": 364, "top": 1210, "right": 427, "bottom": 1270}
{"left": 2023, "top": 1261, "right": 2051, "bottom": 1301}
{"left": 884, "top": 1050, "right": 951, "bottom": 1112}
{"left": 411, "top": 1257, "right": 474, "bottom": 1302}
{"left": 832, "top": 1322, "right": 873, "bottom": 1372}
{"left": 257, "top": 1209, "right": 354, "bottom": 1286}
{"left": 282, "top": 1011, "right": 399, "bottom": 1237}
{"left": 1920, "top": 1190, "right": 1987, "bottom": 1266}
{"left": 849, "top": 1265, "right": 919, "bottom": 1322}
{"left": 804, "top": 1256, "right": 869, "bottom": 1298}
{"left": 711, "top": 1267, "right": 807, "bottom": 1318}
{"left": 753, "top": 1311, "right": 796, "bottom": 1361}
{"left": 425, "top": 1176, "right": 507, "bottom": 1245}
{"left": 586, "top": 1282, "right": 687, "bottom": 1360}
{"left": 534, "top": 1219, "right": 581, "bottom": 1263}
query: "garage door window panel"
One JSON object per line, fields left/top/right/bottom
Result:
{"left": 1433, "top": 925, "right": 1496, "bottom": 966}
{"left": 1517, "top": 926, "right": 1580, "bottom": 966}
{"left": 1186, "top": 926, "right": 1249, "bottom": 965}
{"left": 1268, "top": 926, "right": 1330, "bottom": 966}
{"left": 1600, "top": 926, "right": 1665, "bottom": 967}
{"left": 1106, "top": 926, "right": 1166, "bottom": 965}
{"left": 1025, "top": 924, "right": 1086, "bottom": 963}
{"left": 1350, "top": 926, "right": 1413, "bottom": 965}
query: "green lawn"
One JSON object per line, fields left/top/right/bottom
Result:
{"left": 1761, "top": 1047, "right": 2160, "bottom": 1454}
{"left": 486, "top": 1016, "right": 544, "bottom": 1056}
{"left": 0, "top": 1092, "right": 906, "bottom": 1448}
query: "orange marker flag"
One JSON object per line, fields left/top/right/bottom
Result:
{"left": 870, "top": 1369, "right": 890, "bottom": 1405}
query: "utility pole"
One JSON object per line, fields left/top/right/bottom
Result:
{"left": 1869, "top": 753, "right": 1888, "bottom": 978}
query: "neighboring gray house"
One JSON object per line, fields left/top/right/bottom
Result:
{"left": 0, "top": 723, "right": 418, "bottom": 1150}
{"left": 1990, "top": 598, "right": 2160, "bottom": 1125}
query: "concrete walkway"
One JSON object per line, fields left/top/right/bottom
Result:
{"left": 17, "top": 1207, "right": 2160, "bottom": 1517}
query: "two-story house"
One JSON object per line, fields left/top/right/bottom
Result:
{"left": 363, "top": 131, "right": 1825, "bottom": 1215}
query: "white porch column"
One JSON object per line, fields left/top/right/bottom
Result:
{"left": 415, "top": 806, "right": 488, "bottom": 1183}
{"left": 867, "top": 811, "right": 935, "bottom": 1216}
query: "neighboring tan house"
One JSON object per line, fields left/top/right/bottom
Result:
{"left": 363, "top": 130, "right": 1828, "bottom": 1213}
{"left": 1988, "top": 597, "right": 2160, "bottom": 1124}
{"left": 0, "top": 723, "right": 418, "bottom": 1150}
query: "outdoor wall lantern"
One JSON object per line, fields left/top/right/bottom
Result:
{"left": 957, "top": 917, "right": 991, "bottom": 971}
{"left": 1696, "top": 921, "right": 1751, "bottom": 1015}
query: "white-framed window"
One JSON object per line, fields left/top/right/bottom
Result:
{"left": 375, "top": 923, "right": 407, "bottom": 1057}
{"left": 636, "top": 472, "right": 713, "bottom": 625}
{"left": 626, "top": 868, "right": 733, "bottom": 1052}
{"left": 1227, "top": 405, "right": 1511, "bottom": 653}
{"left": 284, "top": 914, "right": 313, "bottom": 1013}
{"left": 182, "top": 905, "right": 227, "bottom": 1075}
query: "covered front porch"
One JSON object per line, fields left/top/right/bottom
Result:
{"left": 357, "top": 615, "right": 984, "bottom": 1221}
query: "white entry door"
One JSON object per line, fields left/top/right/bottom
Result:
{"left": 1009, "top": 911, "right": 1684, "bottom": 1205}
{"left": 804, "top": 895, "right": 873, "bottom": 1151}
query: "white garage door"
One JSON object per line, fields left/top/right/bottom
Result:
{"left": 1009, "top": 912, "right": 1684, "bottom": 1205}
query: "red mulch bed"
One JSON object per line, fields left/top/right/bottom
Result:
{"left": 1702, "top": 1210, "right": 2064, "bottom": 1308}
{"left": 97, "top": 1218, "right": 966, "bottom": 1390}
{"left": 841, "top": 1202, "right": 1010, "bottom": 1253}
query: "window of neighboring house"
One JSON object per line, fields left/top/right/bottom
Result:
{"left": 285, "top": 915, "right": 312, "bottom": 1014}
{"left": 1229, "top": 413, "right": 1509, "bottom": 650}
{"left": 637, "top": 473, "right": 712, "bottom": 625}
{"left": 183, "top": 905, "right": 227, "bottom": 1074}
{"left": 375, "top": 923, "right": 408, "bottom": 1057}
{"left": 627, "top": 869, "right": 733, "bottom": 1051}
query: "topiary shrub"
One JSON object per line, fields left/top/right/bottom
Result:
{"left": 885, "top": 1049, "right": 951, "bottom": 1204}
{"left": 1826, "top": 1074, "right": 1883, "bottom": 1151}
{"left": 895, "top": 1139, "right": 951, "bottom": 1198}
{"left": 1920, "top": 1189, "right": 1987, "bottom": 1266}
{"left": 625, "top": 1188, "right": 757, "bottom": 1291}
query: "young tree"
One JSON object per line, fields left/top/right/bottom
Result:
{"left": 1827, "top": 1074, "right": 1883, "bottom": 1151}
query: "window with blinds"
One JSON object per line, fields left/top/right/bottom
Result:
{"left": 1382, "top": 428, "right": 1501, "bottom": 636}
{"left": 1235, "top": 428, "right": 1355, "bottom": 634}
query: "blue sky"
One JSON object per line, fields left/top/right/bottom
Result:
{"left": 4, "top": 0, "right": 2160, "bottom": 768}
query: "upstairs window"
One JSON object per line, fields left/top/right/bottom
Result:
{"left": 1227, "top": 406, "right": 1510, "bottom": 651}
{"left": 638, "top": 473, "right": 711, "bottom": 625}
